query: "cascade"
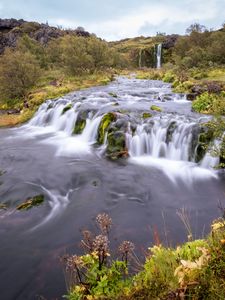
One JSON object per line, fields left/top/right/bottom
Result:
{"left": 24, "top": 78, "right": 219, "bottom": 169}
{"left": 126, "top": 116, "right": 219, "bottom": 168}
{"left": 156, "top": 43, "right": 162, "bottom": 69}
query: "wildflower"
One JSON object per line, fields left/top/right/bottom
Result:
{"left": 65, "top": 255, "right": 84, "bottom": 272}
{"left": 93, "top": 234, "right": 109, "bottom": 252}
{"left": 119, "top": 241, "right": 135, "bottom": 254}
{"left": 96, "top": 213, "right": 112, "bottom": 234}
{"left": 81, "top": 229, "right": 93, "bottom": 252}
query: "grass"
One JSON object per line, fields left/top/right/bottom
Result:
{"left": 0, "top": 69, "right": 113, "bottom": 127}
{"left": 65, "top": 213, "right": 225, "bottom": 300}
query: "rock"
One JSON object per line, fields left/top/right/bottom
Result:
{"left": 16, "top": 194, "right": 44, "bottom": 210}
{"left": 7, "top": 109, "right": 20, "bottom": 115}
{"left": 73, "top": 111, "right": 87, "bottom": 134}
{"left": 106, "top": 130, "right": 128, "bottom": 160}
{"left": 194, "top": 126, "right": 214, "bottom": 163}
{"left": 142, "top": 112, "right": 152, "bottom": 119}
{"left": 191, "top": 85, "right": 207, "bottom": 95}
{"left": 0, "top": 18, "right": 25, "bottom": 31}
{"left": 0, "top": 18, "right": 91, "bottom": 54}
{"left": 187, "top": 93, "right": 198, "bottom": 101}
{"left": 166, "top": 121, "right": 177, "bottom": 143}
{"left": 108, "top": 92, "right": 118, "bottom": 98}
{"left": 97, "top": 112, "right": 117, "bottom": 144}
{"left": 206, "top": 82, "right": 222, "bottom": 94}
{"left": 162, "top": 34, "right": 179, "bottom": 49}
{"left": 150, "top": 105, "right": 162, "bottom": 112}
{"left": 61, "top": 104, "right": 73, "bottom": 115}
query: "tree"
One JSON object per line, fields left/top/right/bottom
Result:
{"left": 186, "top": 23, "right": 207, "bottom": 34}
{"left": 0, "top": 49, "right": 41, "bottom": 106}
{"left": 60, "top": 35, "right": 94, "bottom": 75}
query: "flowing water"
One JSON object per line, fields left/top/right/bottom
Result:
{"left": 0, "top": 76, "right": 224, "bottom": 299}
{"left": 156, "top": 43, "right": 162, "bottom": 69}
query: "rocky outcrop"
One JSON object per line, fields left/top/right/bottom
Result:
{"left": 0, "top": 18, "right": 91, "bottom": 54}
{"left": 162, "top": 34, "right": 179, "bottom": 50}
{"left": 0, "top": 18, "right": 25, "bottom": 31}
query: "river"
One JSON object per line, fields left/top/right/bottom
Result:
{"left": 0, "top": 76, "right": 224, "bottom": 299}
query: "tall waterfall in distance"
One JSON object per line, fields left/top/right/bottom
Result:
{"left": 156, "top": 43, "right": 162, "bottom": 69}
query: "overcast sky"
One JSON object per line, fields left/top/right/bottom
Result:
{"left": 0, "top": 0, "right": 224, "bottom": 41}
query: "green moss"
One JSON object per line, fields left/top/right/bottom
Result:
{"left": 109, "top": 92, "right": 118, "bottom": 98}
{"left": 73, "top": 111, "right": 88, "bottom": 135}
{"left": 97, "top": 112, "right": 117, "bottom": 144}
{"left": 106, "top": 130, "right": 128, "bottom": 160}
{"left": 16, "top": 194, "right": 44, "bottom": 210}
{"left": 61, "top": 104, "right": 72, "bottom": 115}
{"left": 150, "top": 105, "right": 162, "bottom": 112}
{"left": 142, "top": 112, "right": 152, "bottom": 119}
{"left": 195, "top": 126, "right": 214, "bottom": 163}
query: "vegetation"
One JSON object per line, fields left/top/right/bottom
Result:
{"left": 16, "top": 194, "right": 44, "bottom": 210}
{"left": 0, "top": 33, "right": 126, "bottom": 127}
{"left": 64, "top": 213, "right": 225, "bottom": 300}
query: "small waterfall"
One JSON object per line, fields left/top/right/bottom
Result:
{"left": 126, "top": 117, "right": 219, "bottom": 169}
{"left": 156, "top": 43, "right": 162, "bottom": 69}
{"left": 29, "top": 102, "right": 81, "bottom": 135}
{"left": 127, "top": 118, "right": 195, "bottom": 161}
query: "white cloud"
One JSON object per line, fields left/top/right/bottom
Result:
{"left": 85, "top": 0, "right": 221, "bottom": 40}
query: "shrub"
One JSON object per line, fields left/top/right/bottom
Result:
{"left": 192, "top": 92, "right": 225, "bottom": 115}
{"left": 0, "top": 49, "right": 41, "bottom": 107}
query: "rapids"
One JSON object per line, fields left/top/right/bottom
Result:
{"left": 0, "top": 76, "right": 224, "bottom": 299}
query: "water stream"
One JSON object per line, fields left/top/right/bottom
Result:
{"left": 0, "top": 76, "right": 224, "bottom": 299}
{"left": 156, "top": 43, "right": 162, "bottom": 69}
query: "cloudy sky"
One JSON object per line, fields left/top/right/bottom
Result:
{"left": 0, "top": 0, "right": 224, "bottom": 40}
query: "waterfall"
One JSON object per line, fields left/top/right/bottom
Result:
{"left": 126, "top": 116, "right": 219, "bottom": 169}
{"left": 127, "top": 117, "right": 195, "bottom": 161}
{"left": 156, "top": 43, "right": 162, "bottom": 69}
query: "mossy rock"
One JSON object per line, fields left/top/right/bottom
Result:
{"left": 47, "top": 103, "right": 54, "bottom": 110}
{"left": 16, "top": 195, "right": 44, "bottom": 211}
{"left": 0, "top": 203, "right": 7, "bottom": 210}
{"left": 150, "top": 105, "right": 162, "bottom": 112}
{"left": 142, "top": 112, "right": 152, "bottom": 119}
{"left": 97, "top": 112, "right": 117, "bottom": 144}
{"left": 166, "top": 121, "right": 177, "bottom": 143}
{"left": 106, "top": 130, "right": 128, "bottom": 160}
{"left": 195, "top": 126, "right": 214, "bottom": 163}
{"left": 61, "top": 104, "right": 72, "bottom": 115}
{"left": 109, "top": 92, "right": 118, "bottom": 98}
{"left": 73, "top": 111, "right": 87, "bottom": 135}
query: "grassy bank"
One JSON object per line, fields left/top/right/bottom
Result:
{"left": 0, "top": 70, "right": 113, "bottom": 127}
{"left": 63, "top": 213, "right": 225, "bottom": 300}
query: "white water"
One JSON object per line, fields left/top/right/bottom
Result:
{"left": 127, "top": 117, "right": 195, "bottom": 161}
{"left": 126, "top": 115, "right": 219, "bottom": 182}
{"left": 6, "top": 77, "right": 220, "bottom": 227}
{"left": 156, "top": 43, "right": 162, "bottom": 69}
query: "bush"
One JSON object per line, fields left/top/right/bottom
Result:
{"left": 0, "top": 49, "right": 41, "bottom": 106}
{"left": 162, "top": 71, "right": 177, "bottom": 83}
{"left": 192, "top": 92, "right": 225, "bottom": 115}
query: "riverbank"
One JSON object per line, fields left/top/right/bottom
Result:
{"left": 65, "top": 214, "right": 225, "bottom": 300}
{"left": 0, "top": 70, "right": 113, "bottom": 127}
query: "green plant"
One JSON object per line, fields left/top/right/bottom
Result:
{"left": 63, "top": 213, "right": 134, "bottom": 300}
{"left": 0, "top": 49, "right": 41, "bottom": 107}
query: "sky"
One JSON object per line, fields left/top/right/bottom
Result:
{"left": 0, "top": 0, "right": 224, "bottom": 41}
